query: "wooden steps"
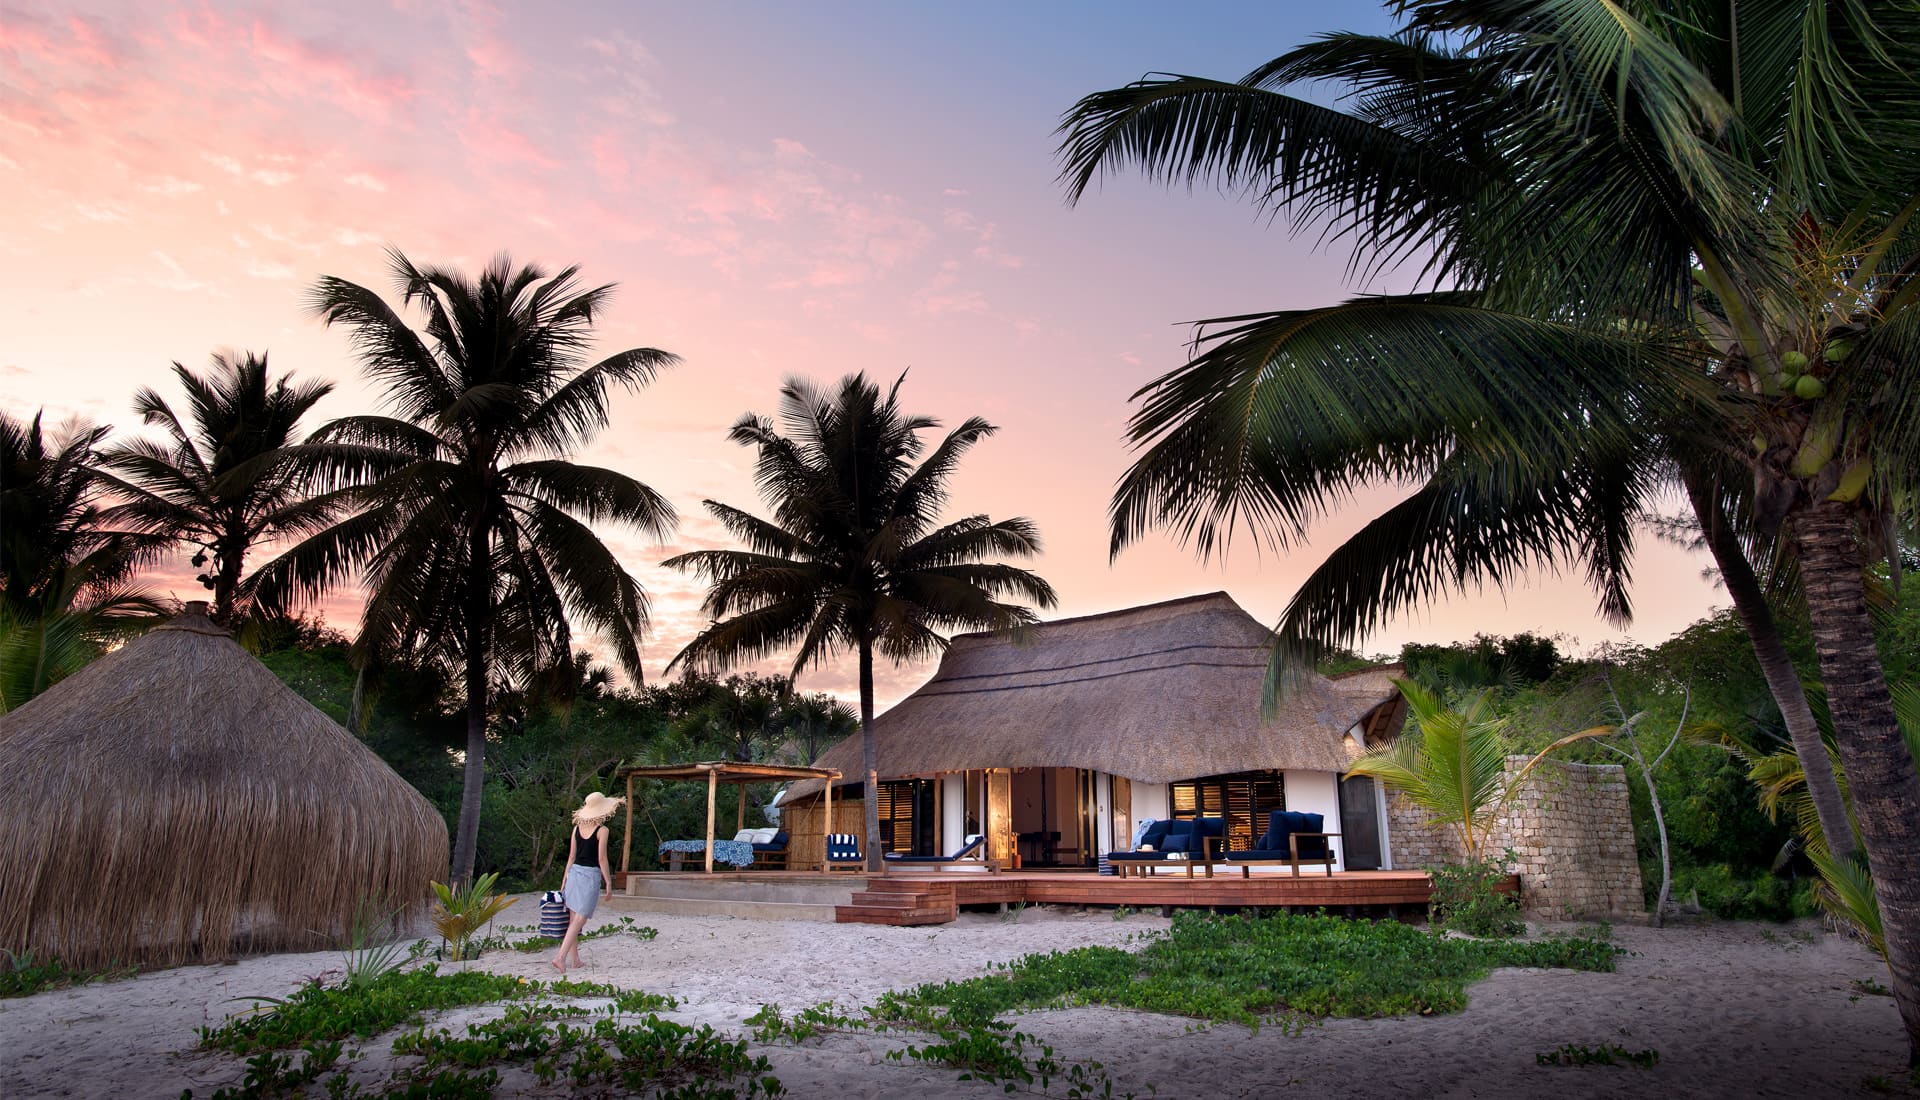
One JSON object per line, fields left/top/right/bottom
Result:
{"left": 835, "top": 878, "right": 959, "bottom": 926}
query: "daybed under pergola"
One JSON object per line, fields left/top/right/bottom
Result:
{"left": 617, "top": 761, "right": 844, "bottom": 874}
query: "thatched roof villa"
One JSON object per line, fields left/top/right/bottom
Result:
{"left": 780, "top": 592, "right": 1409, "bottom": 871}
{"left": 0, "top": 603, "right": 447, "bottom": 969}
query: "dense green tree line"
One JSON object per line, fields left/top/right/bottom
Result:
{"left": 249, "top": 620, "right": 855, "bottom": 890}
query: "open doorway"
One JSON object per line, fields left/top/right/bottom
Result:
{"left": 1009, "top": 767, "right": 1095, "bottom": 867}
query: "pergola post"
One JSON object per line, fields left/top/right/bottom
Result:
{"left": 616, "top": 762, "right": 840, "bottom": 876}
{"left": 704, "top": 767, "right": 717, "bottom": 874}
{"left": 823, "top": 775, "right": 833, "bottom": 873}
{"left": 737, "top": 784, "right": 747, "bottom": 835}
{"left": 622, "top": 773, "right": 635, "bottom": 876}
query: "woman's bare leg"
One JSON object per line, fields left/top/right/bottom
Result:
{"left": 550, "top": 909, "right": 587, "bottom": 973}
{"left": 566, "top": 911, "right": 588, "bottom": 969}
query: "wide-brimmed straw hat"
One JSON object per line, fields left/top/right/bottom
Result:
{"left": 573, "top": 791, "right": 625, "bottom": 823}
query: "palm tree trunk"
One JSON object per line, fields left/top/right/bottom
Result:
{"left": 859, "top": 640, "right": 882, "bottom": 873}
{"left": 213, "top": 533, "right": 245, "bottom": 627}
{"left": 450, "top": 523, "right": 493, "bottom": 886}
{"left": 1682, "top": 468, "right": 1855, "bottom": 859}
{"left": 451, "top": 648, "right": 488, "bottom": 886}
{"left": 1794, "top": 500, "right": 1920, "bottom": 1064}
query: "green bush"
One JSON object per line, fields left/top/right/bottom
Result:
{"left": 1669, "top": 863, "right": 1816, "bottom": 921}
{"left": 1428, "top": 854, "right": 1525, "bottom": 937}
{"left": 0, "top": 951, "right": 136, "bottom": 998}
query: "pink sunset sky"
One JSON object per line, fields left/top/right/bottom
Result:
{"left": 2, "top": 1, "right": 1728, "bottom": 706}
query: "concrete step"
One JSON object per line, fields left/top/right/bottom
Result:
{"left": 604, "top": 895, "right": 839, "bottom": 922}
{"left": 622, "top": 875, "right": 860, "bottom": 907}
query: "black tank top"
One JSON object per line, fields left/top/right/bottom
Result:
{"left": 572, "top": 826, "right": 601, "bottom": 867}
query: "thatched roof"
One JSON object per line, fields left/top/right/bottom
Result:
{"left": 787, "top": 592, "right": 1404, "bottom": 799}
{"left": 0, "top": 603, "right": 448, "bottom": 969}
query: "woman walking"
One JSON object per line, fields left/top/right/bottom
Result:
{"left": 552, "top": 791, "right": 620, "bottom": 972}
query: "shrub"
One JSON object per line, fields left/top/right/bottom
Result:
{"left": 1428, "top": 854, "right": 1525, "bottom": 937}
{"left": 1669, "top": 863, "right": 1816, "bottom": 921}
{"left": 0, "top": 951, "right": 136, "bottom": 998}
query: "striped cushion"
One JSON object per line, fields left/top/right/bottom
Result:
{"left": 826, "top": 833, "right": 862, "bottom": 861}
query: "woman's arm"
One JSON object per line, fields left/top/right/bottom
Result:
{"left": 597, "top": 827, "right": 613, "bottom": 898}
{"left": 565, "top": 827, "right": 576, "bottom": 881}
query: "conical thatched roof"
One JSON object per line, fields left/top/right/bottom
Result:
{"left": 787, "top": 592, "right": 1404, "bottom": 800}
{"left": 0, "top": 603, "right": 447, "bottom": 969}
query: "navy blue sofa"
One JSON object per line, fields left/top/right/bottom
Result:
{"left": 1223, "top": 809, "right": 1341, "bottom": 877}
{"left": 1106, "top": 817, "right": 1227, "bottom": 878}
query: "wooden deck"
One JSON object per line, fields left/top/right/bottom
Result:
{"left": 836, "top": 869, "right": 1495, "bottom": 926}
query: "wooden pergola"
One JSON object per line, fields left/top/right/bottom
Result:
{"left": 617, "top": 761, "right": 845, "bottom": 874}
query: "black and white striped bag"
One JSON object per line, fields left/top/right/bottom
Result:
{"left": 538, "top": 890, "right": 568, "bottom": 937}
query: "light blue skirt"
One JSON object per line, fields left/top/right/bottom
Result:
{"left": 563, "top": 863, "right": 603, "bottom": 918}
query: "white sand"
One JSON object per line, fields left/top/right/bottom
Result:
{"left": 1, "top": 908, "right": 1911, "bottom": 1099}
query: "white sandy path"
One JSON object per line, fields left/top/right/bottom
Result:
{"left": 0, "top": 908, "right": 1911, "bottom": 1099}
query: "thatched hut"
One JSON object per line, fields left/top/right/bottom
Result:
{"left": 779, "top": 592, "right": 1408, "bottom": 871}
{"left": 0, "top": 603, "right": 447, "bottom": 969}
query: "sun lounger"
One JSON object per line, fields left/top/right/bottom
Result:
{"left": 1222, "top": 810, "right": 1340, "bottom": 877}
{"left": 750, "top": 829, "right": 790, "bottom": 869}
{"left": 883, "top": 833, "right": 998, "bottom": 870}
{"left": 1106, "top": 817, "right": 1226, "bottom": 878}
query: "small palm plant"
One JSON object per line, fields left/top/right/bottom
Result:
{"left": 1348, "top": 679, "right": 1604, "bottom": 861}
{"left": 1347, "top": 681, "right": 1515, "bottom": 863}
{"left": 1732, "top": 682, "right": 1920, "bottom": 954}
{"left": 429, "top": 873, "right": 515, "bottom": 962}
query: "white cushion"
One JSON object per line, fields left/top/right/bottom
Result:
{"left": 732, "top": 829, "right": 757, "bottom": 843}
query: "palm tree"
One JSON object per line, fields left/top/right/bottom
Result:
{"left": 1060, "top": 0, "right": 1920, "bottom": 1053}
{"left": 93, "top": 351, "right": 338, "bottom": 626}
{"left": 254, "top": 249, "right": 678, "bottom": 883}
{"left": 785, "top": 692, "right": 858, "bottom": 765}
{"left": 665, "top": 372, "right": 1056, "bottom": 870}
{"left": 675, "top": 673, "right": 794, "bottom": 763}
{"left": 0, "top": 411, "right": 166, "bottom": 710}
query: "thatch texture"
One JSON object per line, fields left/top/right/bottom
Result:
{"left": 0, "top": 604, "right": 447, "bottom": 969}
{"left": 787, "top": 592, "right": 1403, "bottom": 800}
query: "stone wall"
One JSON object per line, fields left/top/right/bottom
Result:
{"left": 1386, "top": 756, "right": 1645, "bottom": 920}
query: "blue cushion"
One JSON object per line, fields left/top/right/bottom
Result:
{"left": 1285, "top": 813, "right": 1328, "bottom": 859}
{"left": 1162, "top": 819, "right": 1196, "bottom": 854}
{"left": 1139, "top": 820, "right": 1172, "bottom": 849}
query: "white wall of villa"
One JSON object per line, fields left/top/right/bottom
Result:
{"left": 904, "top": 764, "right": 1399, "bottom": 874}
{"left": 1119, "top": 768, "right": 1380, "bottom": 873}
{"left": 940, "top": 773, "right": 965, "bottom": 847}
